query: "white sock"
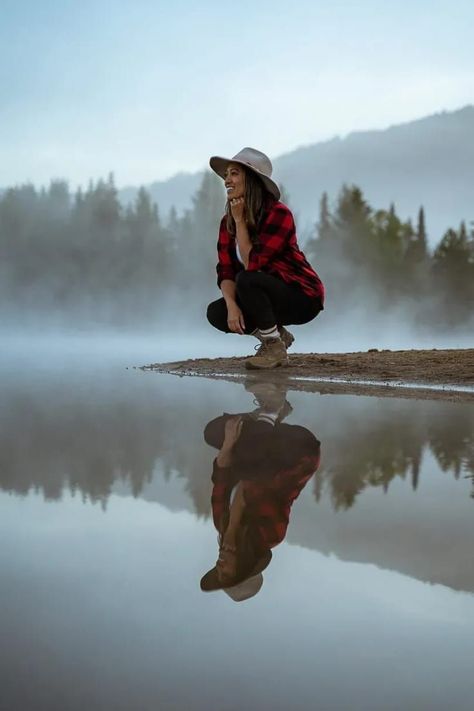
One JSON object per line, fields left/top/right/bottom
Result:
{"left": 258, "top": 325, "right": 280, "bottom": 341}
{"left": 257, "top": 411, "right": 279, "bottom": 426}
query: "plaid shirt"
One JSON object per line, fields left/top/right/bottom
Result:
{"left": 216, "top": 200, "right": 325, "bottom": 303}
{"left": 211, "top": 452, "right": 320, "bottom": 550}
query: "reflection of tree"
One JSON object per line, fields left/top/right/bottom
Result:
{"left": 157, "top": 405, "right": 214, "bottom": 517}
{"left": 0, "top": 394, "right": 161, "bottom": 506}
{"left": 314, "top": 403, "right": 474, "bottom": 509}
{"left": 315, "top": 420, "right": 423, "bottom": 509}
{"left": 427, "top": 407, "right": 474, "bottom": 479}
{"left": 1, "top": 378, "right": 473, "bottom": 512}
{"left": 0, "top": 378, "right": 214, "bottom": 510}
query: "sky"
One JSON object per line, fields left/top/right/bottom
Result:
{"left": 1, "top": 0, "right": 473, "bottom": 189}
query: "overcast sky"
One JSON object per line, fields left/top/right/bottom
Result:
{"left": 1, "top": 0, "right": 473, "bottom": 188}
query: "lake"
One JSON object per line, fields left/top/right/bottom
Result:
{"left": 1, "top": 350, "right": 473, "bottom": 711}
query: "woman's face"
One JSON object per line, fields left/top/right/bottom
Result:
{"left": 224, "top": 162, "right": 245, "bottom": 200}
{"left": 216, "top": 547, "right": 237, "bottom": 583}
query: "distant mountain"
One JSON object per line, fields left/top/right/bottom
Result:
{"left": 119, "top": 171, "right": 203, "bottom": 219}
{"left": 119, "top": 106, "right": 474, "bottom": 244}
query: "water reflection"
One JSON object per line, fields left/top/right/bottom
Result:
{"left": 2, "top": 362, "right": 474, "bottom": 711}
{"left": 314, "top": 400, "right": 474, "bottom": 506}
{"left": 0, "top": 370, "right": 473, "bottom": 507}
{"left": 1, "top": 368, "right": 474, "bottom": 595}
{"left": 201, "top": 381, "right": 320, "bottom": 601}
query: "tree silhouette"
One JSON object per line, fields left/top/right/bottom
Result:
{"left": 432, "top": 221, "right": 474, "bottom": 322}
{"left": 0, "top": 173, "right": 472, "bottom": 329}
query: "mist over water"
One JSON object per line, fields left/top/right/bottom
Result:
{"left": 1, "top": 316, "right": 472, "bottom": 373}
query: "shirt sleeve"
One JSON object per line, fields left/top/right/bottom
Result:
{"left": 211, "top": 458, "right": 234, "bottom": 530}
{"left": 216, "top": 217, "right": 237, "bottom": 287}
{"left": 247, "top": 203, "right": 295, "bottom": 272}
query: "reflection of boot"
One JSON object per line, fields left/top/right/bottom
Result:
{"left": 245, "top": 338, "right": 288, "bottom": 370}
{"left": 279, "top": 399, "right": 294, "bottom": 422}
{"left": 279, "top": 326, "right": 295, "bottom": 349}
{"left": 244, "top": 380, "right": 293, "bottom": 421}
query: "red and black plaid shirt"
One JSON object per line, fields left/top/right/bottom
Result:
{"left": 211, "top": 454, "right": 320, "bottom": 550}
{"left": 216, "top": 200, "right": 325, "bottom": 304}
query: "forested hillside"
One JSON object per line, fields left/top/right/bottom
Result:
{"left": 0, "top": 171, "right": 472, "bottom": 329}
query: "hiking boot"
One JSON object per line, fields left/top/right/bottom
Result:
{"left": 254, "top": 327, "right": 294, "bottom": 349}
{"left": 279, "top": 326, "right": 295, "bottom": 349}
{"left": 244, "top": 338, "right": 289, "bottom": 370}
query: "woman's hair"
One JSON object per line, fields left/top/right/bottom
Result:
{"left": 218, "top": 512, "right": 265, "bottom": 585}
{"left": 225, "top": 166, "right": 274, "bottom": 242}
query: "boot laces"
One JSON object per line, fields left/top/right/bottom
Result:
{"left": 254, "top": 340, "right": 268, "bottom": 355}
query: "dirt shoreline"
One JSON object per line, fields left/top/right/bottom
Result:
{"left": 141, "top": 348, "right": 474, "bottom": 403}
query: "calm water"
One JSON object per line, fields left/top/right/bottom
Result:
{"left": 1, "top": 354, "right": 474, "bottom": 711}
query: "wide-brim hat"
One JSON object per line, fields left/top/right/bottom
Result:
{"left": 209, "top": 147, "right": 281, "bottom": 201}
{"left": 204, "top": 413, "right": 246, "bottom": 450}
{"left": 200, "top": 550, "right": 272, "bottom": 602}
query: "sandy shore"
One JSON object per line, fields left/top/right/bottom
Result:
{"left": 140, "top": 348, "right": 474, "bottom": 402}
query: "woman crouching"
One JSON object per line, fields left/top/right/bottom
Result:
{"left": 206, "top": 147, "right": 325, "bottom": 370}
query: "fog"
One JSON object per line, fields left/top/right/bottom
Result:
{"left": 1, "top": 309, "right": 472, "bottom": 372}
{"left": 1, "top": 171, "right": 472, "bottom": 360}
{"left": 2, "top": 289, "right": 474, "bottom": 373}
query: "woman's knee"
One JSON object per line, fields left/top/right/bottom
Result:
{"left": 206, "top": 299, "right": 228, "bottom": 332}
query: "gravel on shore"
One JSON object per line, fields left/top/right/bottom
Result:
{"left": 140, "top": 348, "right": 474, "bottom": 403}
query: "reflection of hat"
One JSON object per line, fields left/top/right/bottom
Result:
{"left": 204, "top": 413, "right": 244, "bottom": 450}
{"left": 200, "top": 550, "right": 272, "bottom": 602}
{"left": 209, "top": 147, "right": 280, "bottom": 200}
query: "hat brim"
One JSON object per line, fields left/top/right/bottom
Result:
{"left": 204, "top": 413, "right": 248, "bottom": 450}
{"left": 209, "top": 155, "right": 280, "bottom": 201}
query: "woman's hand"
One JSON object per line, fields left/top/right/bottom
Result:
{"left": 216, "top": 416, "right": 243, "bottom": 466}
{"left": 227, "top": 302, "right": 246, "bottom": 335}
{"left": 223, "top": 416, "right": 243, "bottom": 448}
{"left": 230, "top": 197, "right": 245, "bottom": 224}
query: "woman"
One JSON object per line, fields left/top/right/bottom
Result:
{"left": 201, "top": 385, "right": 321, "bottom": 602}
{"left": 207, "top": 147, "right": 325, "bottom": 369}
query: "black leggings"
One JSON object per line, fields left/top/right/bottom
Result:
{"left": 207, "top": 271, "right": 322, "bottom": 334}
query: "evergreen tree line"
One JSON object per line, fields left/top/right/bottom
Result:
{"left": 0, "top": 172, "right": 224, "bottom": 327}
{"left": 306, "top": 186, "right": 474, "bottom": 326}
{"left": 0, "top": 173, "right": 472, "bottom": 327}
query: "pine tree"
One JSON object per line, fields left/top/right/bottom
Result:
{"left": 432, "top": 221, "right": 474, "bottom": 322}
{"left": 187, "top": 171, "right": 225, "bottom": 283}
{"left": 317, "top": 191, "right": 332, "bottom": 242}
{"left": 399, "top": 207, "right": 429, "bottom": 300}
{"left": 333, "top": 184, "right": 373, "bottom": 268}
{"left": 416, "top": 206, "right": 427, "bottom": 247}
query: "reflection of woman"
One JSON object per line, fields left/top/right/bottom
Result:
{"left": 201, "top": 391, "right": 321, "bottom": 601}
{"left": 206, "top": 147, "right": 325, "bottom": 370}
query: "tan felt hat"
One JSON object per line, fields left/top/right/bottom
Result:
{"left": 209, "top": 146, "right": 280, "bottom": 200}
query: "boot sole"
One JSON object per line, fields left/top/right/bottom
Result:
{"left": 244, "top": 358, "right": 289, "bottom": 370}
